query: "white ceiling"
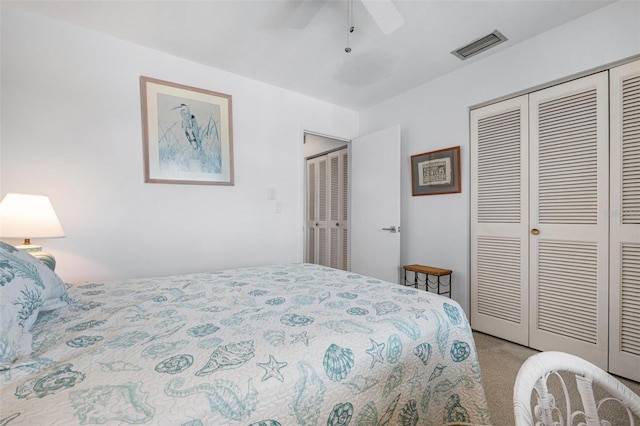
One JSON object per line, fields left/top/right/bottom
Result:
{"left": 5, "top": 0, "right": 614, "bottom": 110}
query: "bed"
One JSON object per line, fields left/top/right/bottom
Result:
{"left": 0, "top": 241, "right": 491, "bottom": 425}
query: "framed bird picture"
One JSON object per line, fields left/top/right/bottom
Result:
{"left": 140, "top": 76, "right": 234, "bottom": 185}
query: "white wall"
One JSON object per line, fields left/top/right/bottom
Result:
{"left": 0, "top": 6, "right": 359, "bottom": 283}
{"left": 359, "top": 0, "right": 640, "bottom": 314}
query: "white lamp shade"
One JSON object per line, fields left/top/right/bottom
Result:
{"left": 0, "top": 193, "right": 65, "bottom": 239}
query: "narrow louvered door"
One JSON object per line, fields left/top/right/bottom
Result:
{"left": 609, "top": 60, "right": 640, "bottom": 381}
{"left": 529, "top": 72, "right": 609, "bottom": 368}
{"left": 327, "top": 148, "right": 349, "bottom": 271}
{"left": 306, "top": 149, "right": 349, "bottom": 269}
{"left": 471, "top": 95, "right": 529, "bottom": 345}
{"left": 305, "top": 156, "right": 328, "bottom": 266}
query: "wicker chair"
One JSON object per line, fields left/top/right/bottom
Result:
{"left": 513, "top": 351, "right": 640, "bottom": 426}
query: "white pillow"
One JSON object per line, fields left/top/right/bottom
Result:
{"left": 0, "top": 241, "right": 70, "bottom": 366}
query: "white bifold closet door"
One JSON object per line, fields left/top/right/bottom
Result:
{"left": 471, "top": 72, "right": 610, "bottom": 368}
{"left": 609, "top": 60, "right": 640, "bottom": 382}
{"left": 306, "top": 148, "right": 349, "bottom": 270}
{"left": 528, "top": 72, "right": 610, "bottom": 368}
{"left": 471, "top": 95, "right": 529, "bottom": 346}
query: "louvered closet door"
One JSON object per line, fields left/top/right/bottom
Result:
{"left": 471, "top": 95, "right": 529, "bottom": 345}
{"left": 529, "top": 72, "right": 609, "bottom": 368}
{"left": 306, "top": 156, "right": 328, "bottom": 266}
{"left": 327, "top": 149, "right": 349, "bottom": 271}
{"left": 306, "top": 148, "right": 349, "bottom": 269}
{"left": 609, "top": 60, "right": 640, "bottom": 381}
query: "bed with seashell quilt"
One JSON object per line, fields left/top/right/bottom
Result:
{"left": 0, "top": 250, "right": 491, "bottom": 425}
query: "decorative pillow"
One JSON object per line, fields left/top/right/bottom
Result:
{"left": 0, "top": 241, "right": 70, "bottom": 365}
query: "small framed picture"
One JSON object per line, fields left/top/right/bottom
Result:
{"left": 411, "top": 146, "right": 461, "bottom": 196}
{"left": 140, "top": 76, "right": 234, "bottom": 185}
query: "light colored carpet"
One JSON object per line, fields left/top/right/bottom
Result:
{"left": 473, "top": 331, "right": 640, "bottom": 426}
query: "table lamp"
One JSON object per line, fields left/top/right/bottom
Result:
{"left": 0, "top": 193, "right": 65, "bottom": 270}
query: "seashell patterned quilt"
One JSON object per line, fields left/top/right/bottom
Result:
{"left": 0, "top": 263, "right": 491, "bottom": 425}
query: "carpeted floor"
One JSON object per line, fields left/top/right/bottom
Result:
{"left": 473, "top": 331, "right": 640, "bottom": 425}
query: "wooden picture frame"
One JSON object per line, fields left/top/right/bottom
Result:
{"left": 411, "top": 146, "right": 461, "bottom": 196}
{"left": 140, "top": 76, "right": 234, "bottom": 185}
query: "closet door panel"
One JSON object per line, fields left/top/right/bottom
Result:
{"left": 528, "top": 72, "right": 609, "bottom": 368}
{"left": 306, "top": 159, "right": 319, "bottom": 264}
{"left": 471, "top": 95, "right": 529, "bottom": 344}
{"left": 609, "top": 59, "right": 640, "bottom": 381}
{"left": 328, "top": 149, "right": 349, "bottom": 271}
{"left": 306, "top": 156, "right": 329, "bottom": 266}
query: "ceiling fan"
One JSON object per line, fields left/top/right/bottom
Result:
{"left": 289, "top": 0, "right": 404, "bottom": 35}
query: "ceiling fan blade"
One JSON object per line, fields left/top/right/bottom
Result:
{"left": 361, "top": 0, "right": 404, "bottom": 34}
{"left": 288, "top": 0, "right": 328, "bottom": 29}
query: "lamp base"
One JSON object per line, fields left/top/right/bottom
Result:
{"left": 16, "top": 244, "right": 56, "bottom": 271}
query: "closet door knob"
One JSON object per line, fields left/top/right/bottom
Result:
{"left": 531, "top": 228, "right": 540, "bottom": 235}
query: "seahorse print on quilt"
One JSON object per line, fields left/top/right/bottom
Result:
{"left": 69, "top": 382, "right": 155, "bottom": 424}
{"left": 164, "top": 377, "right": 258, "bottom": 421}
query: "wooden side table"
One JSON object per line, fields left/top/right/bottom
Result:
{"left": 403, "top": 264, "right": 452, "bottom": 297}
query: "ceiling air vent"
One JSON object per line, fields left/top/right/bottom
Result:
{"left": 452, "top": 30, "right": 507, "bottom": 60}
